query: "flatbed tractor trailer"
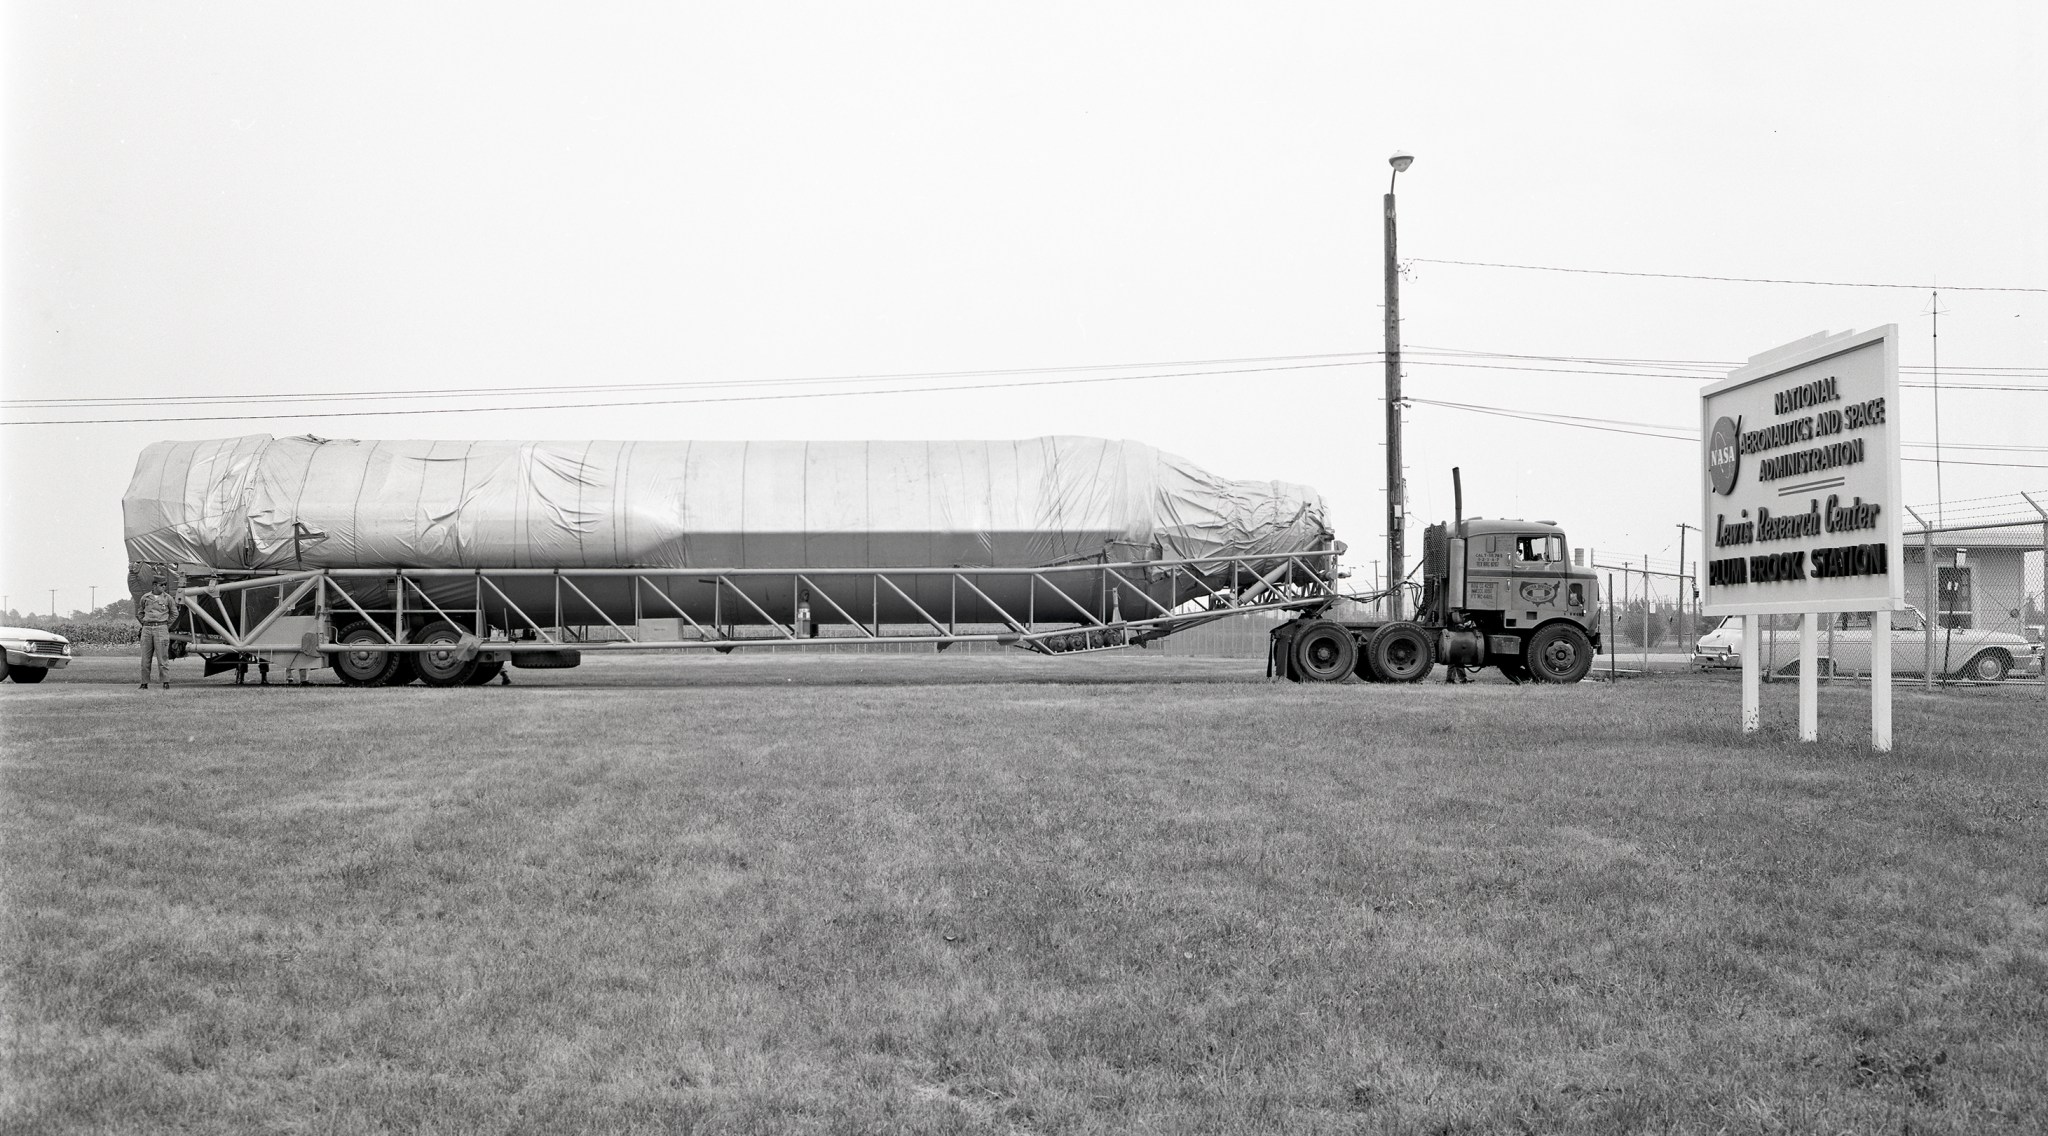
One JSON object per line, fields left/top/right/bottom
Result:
{"left": 1268, "top": 494, "right": 1603, "bottom": 685}
{"left": 124, "top": 437, "right": 1599, "bottom": 687}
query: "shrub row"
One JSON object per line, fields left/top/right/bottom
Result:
{"left": 7, "top": 618, "right": 141, "bottom": 645}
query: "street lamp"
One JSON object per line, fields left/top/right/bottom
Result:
{"left": 1384, "top": 151, "right": 1413, "bottom": 618}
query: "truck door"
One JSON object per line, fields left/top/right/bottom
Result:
{"left": 1463, "top": 536, "right": 1513, "bottom": 614}
{"left": 1503, "top": 533, "right": 1574, "bottom": 629}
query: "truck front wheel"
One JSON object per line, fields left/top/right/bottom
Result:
{"left": 1524, "top": 624, "right": 1594, "bottom": 683}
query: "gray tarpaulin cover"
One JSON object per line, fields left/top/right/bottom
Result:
{"left": 124, "top": 436, "right": 1331, "bottom": 572}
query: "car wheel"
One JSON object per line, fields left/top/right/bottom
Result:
{"left": 1524, "top": 624, "right": 1594, "bottom": 684}
{"left": 1961, "top": 650, "right": 2010, "bottom": 682}
{"left": 11, "top": 666, "right": 46, "bottom": 684}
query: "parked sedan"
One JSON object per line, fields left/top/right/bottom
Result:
{"left": 1692, "top": 606, "right": 2042, "bottom": 681}
{"left": 0, "top": 626, "right": 72, "bottom": 683}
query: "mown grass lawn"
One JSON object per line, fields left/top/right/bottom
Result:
{"left": 3, "top": 654, "right": 2043, "bottom": 1134}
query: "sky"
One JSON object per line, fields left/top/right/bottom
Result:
{"left": 4, "top": 1, "right": 2043, "bottom": 618}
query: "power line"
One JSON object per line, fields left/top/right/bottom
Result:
{"left": 1410, "top": 258, "right": 2048, "bottom": 294}
{"left": 1410, "top": 397, "right": 2048, "bottom": 467}
{"left": 0, "top": 351, "right": 1379, "bottom": 411}
{"left": 1, "top": 360, "right": 1370, "bottom": 427}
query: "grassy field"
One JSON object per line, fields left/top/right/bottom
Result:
{"left": 3, "top": 653, "right": 2043, "bottom": 1134}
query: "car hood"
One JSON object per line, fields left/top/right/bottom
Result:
{"left": 0, "top": 626, "right": 69, "bottom": 644}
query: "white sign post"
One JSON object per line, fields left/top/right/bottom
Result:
{"left": 1701, "top": 327, "right": 1903, "bottom": 751}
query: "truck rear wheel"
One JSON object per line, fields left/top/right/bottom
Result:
{"left": 333, "top": 621, "right": 405, "bottom": 687}
{"left": 1291, "top": 621, "right": 1356, "bottom": 682}
{"left": 1524, "top": 624, "right": 1594, "bottom": 683}
{"left": 1370, "top": 622, "right": 1435, "bottom": 683}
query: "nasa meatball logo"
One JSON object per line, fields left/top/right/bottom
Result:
{"left": 1707, "top": 415, "right": 1741, "bottom": 495}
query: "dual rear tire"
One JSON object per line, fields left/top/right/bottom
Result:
{"left": 1283, "top": 620, "right": 1436, "bottom": 684}
{"left": 333, "top": 620, "right": 476, "bottom": 687}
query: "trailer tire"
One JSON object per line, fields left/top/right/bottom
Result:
{"left": 1291, "top": 621, "right": 1356, "bottom": 683}
{"left": 413, "top": 620, "right": 478, "bottom": 687}
{"left": 1525, "top": 624, "right": 1594, "bottom": 683}
{"left": 1353, "top": 645, "right": 1385, "bottom": 682}
{"left": 333, "top": 621, "right": 405, "bottom": 687}
{"left": 463, "top": 659, "right": 505, "bottom": 685}
{"left": 1370, "top": 622, "right": 1435, "bottom": 683}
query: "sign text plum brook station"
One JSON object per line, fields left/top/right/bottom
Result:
{"left": 1700, "top": 327, "right": 1903, "bottom": 750}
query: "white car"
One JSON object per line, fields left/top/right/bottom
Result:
{"left": 1693, "top": 606, "right": 2043, "bottom": 681}
{"left": 0, "top": 626, "right": 72, "bottom": 684}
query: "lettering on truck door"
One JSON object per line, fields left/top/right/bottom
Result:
{"left": 1466, "top": 536, "right": 1512, "bottom": 611}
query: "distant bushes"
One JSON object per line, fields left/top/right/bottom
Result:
{"left": 5, "top": 617, "right": 139, "bottom": 645}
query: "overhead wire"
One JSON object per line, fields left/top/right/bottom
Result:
{"left": 1410, "top": 258, "right": 2048, "bottom": 294}
{"left": 1, "top": 359, "right": 1371, "bottom": 427}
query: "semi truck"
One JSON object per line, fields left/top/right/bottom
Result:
{"left": 123, "top": 435, "right": 1599, "bottom": 685}
{"left": 1268, "top": 512, "right": 1603, "bottom": 685}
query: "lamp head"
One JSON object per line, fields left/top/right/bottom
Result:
{"left": 1388, "top": 151, "right": 1414, "bottom": 174}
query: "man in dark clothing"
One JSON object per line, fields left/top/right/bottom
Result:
{"left": 138, "top": 579, "right": 177, "bottom": 689}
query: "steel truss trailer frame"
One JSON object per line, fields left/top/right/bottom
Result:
{"left": 168, "top": 550, "right": 1344, "bottom": 659}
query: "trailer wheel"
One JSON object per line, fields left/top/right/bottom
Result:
{"left": 463, "top": 659, "right": 505, "bottom": 685}
{"left": 1291, "top": 621, "right": 1356, "bottom": 682}
{"left": 1370, "top": 622, "right": 1435, "bottom": 683}
{"left": 333, "top": 621, "right": 405, "bottom": 687}
{"left": 1524, "top": 624, "right": 1594, "bottom": 683}
{"left": 1353, "top": 645, "right": 1385, "bottom": 682}
{"left": 413, "top": 620, "right": 478, "bottom": 687}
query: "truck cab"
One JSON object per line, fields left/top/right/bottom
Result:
{"left": 1422, "top": 517, "right": 1603, "bottom": 682}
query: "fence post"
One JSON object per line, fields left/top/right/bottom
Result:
{"left": 1907, "top": 507, "right": 1934, "bottom": 692}
{"left": 2026, "top": 493, "right": 2047, "bottom": 705}
{"left": 1606, "top": 572, "right": 1616, "bottom": 682}
{"left": 1641, "top": 555, "right": 1651, "bottom": 674}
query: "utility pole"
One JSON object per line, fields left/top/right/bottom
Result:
{"left": 1384, "top": 151, "right": 1413, "bottom": 619}
{"left": 1677, "top": 522, "right": 1700, "bottom": 645}
{"left": 49, "top": 589, "right": 57, "bottom": 617}
{"left": 90, "top": 585, "right": 98, "bottom": 613}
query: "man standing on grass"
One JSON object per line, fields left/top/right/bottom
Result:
{"left": 138, "top": 577, "right": 177, "bottom": 689}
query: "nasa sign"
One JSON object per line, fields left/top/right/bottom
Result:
{"left": 1699, "top": 326, "right": 1902, "bottom": 616}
